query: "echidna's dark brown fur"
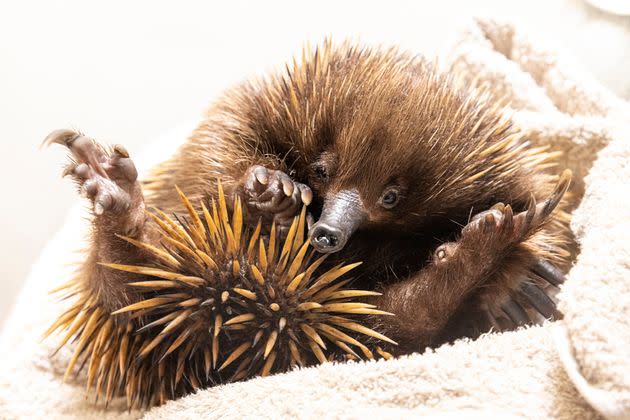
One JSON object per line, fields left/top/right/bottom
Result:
{"left": 45, "top": 40, "right": 573, "bottom": 408}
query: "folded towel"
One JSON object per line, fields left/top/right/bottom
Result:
{"left": 1, "top": 18, "right": 628, "bottom": 420}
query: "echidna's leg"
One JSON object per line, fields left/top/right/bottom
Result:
{"left": 372, "top": 172, "right": 570, "bottom": 354}
{"left": 461, "top": 202, "right": 569, "bottom": 332}
{"left": 44, "top": 129, "right": 152, "bottom": 310}
{"left": 238, "top": 165, "right": 313, "bottom": 232}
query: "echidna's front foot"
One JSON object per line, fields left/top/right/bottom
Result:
{"left": 240, "top": 165, "right": 313, "bottom": 230}
{"left": 44, "top": 129, "right": 145, "bottom": 236}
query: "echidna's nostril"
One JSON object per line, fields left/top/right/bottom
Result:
{"left": 314, "top": 233, "right": 330, "bottom": 246}
{"left": 315, "top": 231, "right": 337, "bottom": 247}
{"left": 310, "top": 225, "right": 343, "bottom": 253}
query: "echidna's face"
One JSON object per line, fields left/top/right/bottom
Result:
{"left": 307, "top": 145, "right": 431, "bottom": 254}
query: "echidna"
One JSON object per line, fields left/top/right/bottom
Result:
{"left": 45, "top": 181, "right": 394, "bottom": 408}
{"left": 44, "top": 39, "right": 573, "bottom": 408}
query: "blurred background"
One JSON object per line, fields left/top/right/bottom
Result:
{"left": 1, "top": 0, "right": 629, "bottom": 325}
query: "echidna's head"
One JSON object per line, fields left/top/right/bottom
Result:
{"left": 233, "top": 41, "right": 525, "bottom": 254}
{"left": 301, "top": 70, "right": 515, "bottom": 254}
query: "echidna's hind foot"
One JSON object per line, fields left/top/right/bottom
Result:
{"left": 43, "top": 129, "right": 146, "bottom": 236}
{"left": 239, "top": 165, "right": 313, "bottom": 233}
{"left": 433, "top": 170, "right": 570, "bottom": 331}
{"left": 458, "top": 170, "right": 572, "bottom": 331}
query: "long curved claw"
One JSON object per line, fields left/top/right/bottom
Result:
{"left": 42, "top": 129, "right": 109, "bottom": 179}
{"left": 532, "top": 259, "right": 566, "bottom": 287}
{"left": 41, "top": 128, "right": 82, "bottom": 148}
{"left": 541, "top": 169, "right": 572, "bottom": 219}
{"left": 501, "top": 299, "right": 530, "bottom": 326}
{"left": 509, "top": 169, "right": 571, "bottom": 239}
{"left": 523, "top": 194, "right": 536, "bottom": 233}
{"left": 521, "top": 283, "right": 562, "bottom": 320}
{"left": 527, "top": 169, "right": 572, "bottom": 229}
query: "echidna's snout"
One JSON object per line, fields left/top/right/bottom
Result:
{"left": 309, "top": 189, "right": 365, "bottom": 253}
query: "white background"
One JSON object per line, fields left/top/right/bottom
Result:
{"left": 1, "top": 0, "right": 629, "bottom": 324}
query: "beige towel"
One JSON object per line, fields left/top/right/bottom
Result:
{"left": 1, "top": 18, "right": 628, "bottom": 420}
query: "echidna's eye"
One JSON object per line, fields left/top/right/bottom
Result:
{"left": 380, "top": 188, "right": 400, "bottom": 209}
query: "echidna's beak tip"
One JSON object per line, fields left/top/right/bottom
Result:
{"left": 309, "top": 222, "right": 346, "bottom": 253}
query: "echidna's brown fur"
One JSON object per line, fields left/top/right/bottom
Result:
{"left": 46, "top": 40, "right": 573, "bottom": 408}
{"left": 46, "top": 183, "right": 394, "bottom": 408}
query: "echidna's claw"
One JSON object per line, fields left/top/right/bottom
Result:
{"left": 503, "top": 204, "right": 514, "bottom": 232}
{"left": 521, "top": 283, "right": 562, "bottom": 320}
{"left": 523, "top": 194, "right": 536, "bottom": 234}
{"left": 501, "top": 299, "right": 529, "bottom": 326}
{"left": 485, "top": 309, "right": 502, "bottom": 331}
{"left": 113, "top": 144, "right": 130, "bottom": 158}
{"left": 61, "top": 164, "right": 76, "bottom": 178}
{"left": 41, "top": 128, "right": 82, "bottom": 148}
{"left": 542, "top": 169, "right": 572, "bottom": 218}
{"left": 532, "top": 259, "right": 566, "bottom": 287}
{"left": 253, "top": 165, "right": 269, "bottom": 185}
{"left": 299, "top": 184, "right": 313, "bottom": 206}
{"left": 495, "top": 314, "right": 513, "bottom": 331}
{"left": 521, "top": 169, "right": 572, "bottom": 232}
{"left": 44, "top": 129, "right": 110, "bottom": 179}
